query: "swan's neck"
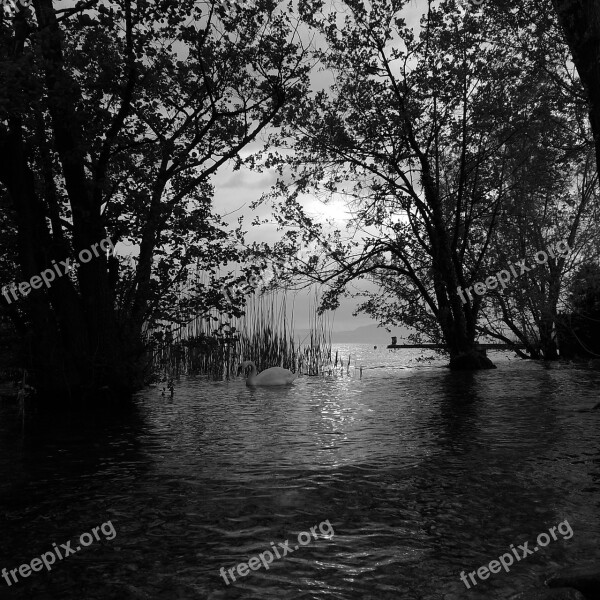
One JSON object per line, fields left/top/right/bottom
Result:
{"left": 245, "top": 361, "right": 258, "bottom": 381}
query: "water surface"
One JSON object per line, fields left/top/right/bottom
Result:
{"left": 0, "top": 347, "right": 599, "bottom": 599}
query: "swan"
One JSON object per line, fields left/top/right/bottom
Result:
{"left": 239, "top": 361, "right": 297, "bottom": 386}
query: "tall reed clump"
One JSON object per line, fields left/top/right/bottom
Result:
{"left": 144, "top": 314, "right": 237, "bottom": 382}
{"left": 236, "top": 294, "right": 298, "bottom": 374}
{"left": 295, "top": 292, "right": 333, "bottom": 375}
{"left": 147, "top": 292, "right": 333, "bottom": 381}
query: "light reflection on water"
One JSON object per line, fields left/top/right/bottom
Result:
{"left": 0, "top": 347, "right": 599, "bottom": 600}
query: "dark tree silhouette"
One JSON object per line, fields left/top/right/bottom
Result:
{"left": 552, "top": 0, "right": 600, "bottom": 177}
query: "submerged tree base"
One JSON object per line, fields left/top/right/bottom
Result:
{"left": 448, "top": 348, "right": 497, "bottom": 370}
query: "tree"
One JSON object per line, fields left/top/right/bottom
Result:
{"left": 557, "top": 262, "right": 600, "bottom": 357}
{"left": 0, "top": 0, "right": 309, "bottom": 401}
{"left": 266, "top": 0, "right": 574, "bottom": 368}
{"left": 459, "top": 0, "right": 599, "bottom": 359}
{"left": 551, "top": 0, "right": 600, "bottom": 178}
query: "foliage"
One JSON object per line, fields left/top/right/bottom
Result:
{"left": 0, "top": 0, "right": 311, "bottom": 395}
{"left": 557, "top": 262, "right": 600, "bottom": 358}
{"left": 253, "top": 0, "right": 599, "bottom": 363}
{"left": 569, "top": 263, "right": 600, "bottom": 316}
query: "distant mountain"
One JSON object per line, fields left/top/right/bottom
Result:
{"left": 331, "top": 324, "right": 413, "bottom": 344}
{"left": 294, "top": 323, "right": 413, "bottom": 345}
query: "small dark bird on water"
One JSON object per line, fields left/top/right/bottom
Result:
{"left": 161, "top": 377, "right": 174, "bottom": 397}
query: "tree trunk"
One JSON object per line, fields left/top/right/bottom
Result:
{"left": 420, "top": 161, "right": 496, "bottom": 370}
{"left": 539, "top": 320, "right": 559, "bottom": 359}
{"left": 552, "top": 0, "right": 600, "bottom": 177}
{"left": 0, "top": 0, "right": 140, "bottom": 403}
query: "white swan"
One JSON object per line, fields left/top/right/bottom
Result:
{"left": 240, "top": 361, "right": 297, "bottom": 386}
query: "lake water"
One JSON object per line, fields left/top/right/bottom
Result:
{"left": 0, "top": 346, "right": 599, "bottom": 600}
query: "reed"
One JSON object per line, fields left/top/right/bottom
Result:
{"left": 295, "top": 292, "right": 333, "bottom": 376}
{"left": 146, "top": 291, "right": 333, "bottom": 381}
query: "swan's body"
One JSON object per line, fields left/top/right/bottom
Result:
{"left": 240, "top": 361, "right": 297, "bottom": 386}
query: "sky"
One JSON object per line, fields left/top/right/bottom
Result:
{"left": 211, "top": 154, "right": 375, "bottom": 332}
{"left": 209, "top": 0, "right": 432, "bottom": 331}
